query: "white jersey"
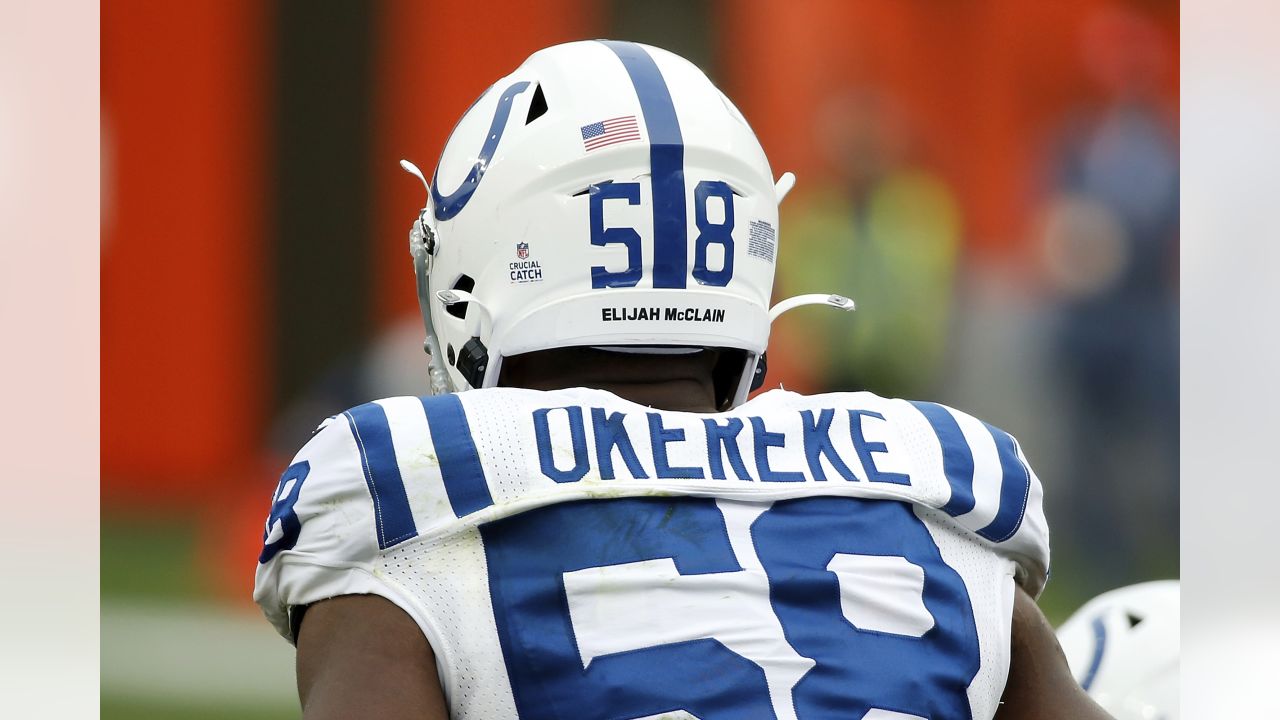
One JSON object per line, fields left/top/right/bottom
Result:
{"left": 254, "top": 387, "right": 1049, "bottom": 720}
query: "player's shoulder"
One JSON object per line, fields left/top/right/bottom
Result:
{"left": 274, "top": 390, "right": 549, "bottom": 544}
{"left": 372, "top": 386, "right": 614, "bottom": 455}
{"left": 258, "top": 395, "right": 456, "bottom": 563}
{"left": 748, "top": 387, "right": 1019, "bottom": 441}
{"left": 254, "top": 397, "right": 448, "bottom": 641}
{"left": 753, "top": 387, "right": 1029, "bottom": 480}
{"left": 303, "top": 392, "right": 498, "bottom": 479}
{"left": 770, "top": 386, "right": 1036, "bottom": 497}
{"left": 297, "top": 387, "right": 587, "bottom": 481}
{"left": 758, "top": 388, "right": 1050, "bottom": 590}
{"left": 256, "top": 405, "right": 385, "bottom": 568}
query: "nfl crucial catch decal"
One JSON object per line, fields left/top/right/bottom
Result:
{"left": 510, "top": 242, "right": 543, "bottom": 284}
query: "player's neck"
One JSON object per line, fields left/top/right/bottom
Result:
{"left": 588, "top": 380, "right": 718, "bottom": 413}
{"left": 498, "top": 346, "right": 722, "bottom": 413}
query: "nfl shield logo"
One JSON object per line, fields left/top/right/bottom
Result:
{"left": 516, "top": 242, "right": 529, "bottom": 259}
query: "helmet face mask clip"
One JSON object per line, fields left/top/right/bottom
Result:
{"left": 400, "top": 40, "right": 854, "bottom": 407}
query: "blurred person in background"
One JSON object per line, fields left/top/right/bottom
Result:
{"left": 779, "top": 88, "right": 962, "bottom": 399}
{"left": 1035, "top": 5, "right": 1179, "bottom": 591}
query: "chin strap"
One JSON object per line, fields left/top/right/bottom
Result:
{"left": 749, "top": 293, "right": 856, "bottom": 392}
{"left": 765, "top": 175, "right": 855, "bottom": 325}
{"left": 768, "top": 293, "right": 856, "bottom": 322}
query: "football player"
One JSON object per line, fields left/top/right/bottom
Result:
{"left": 1057, "top": 581, "right": 1180, "bottom": 719}
{"left": 255, "top": 40, "right": 1112, "bottom": 719}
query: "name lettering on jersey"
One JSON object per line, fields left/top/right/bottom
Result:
{"left": 533, "top": 406, "right": 911, "bottom": 486}
{"left": 601, "top": 306, "right": 727, "bottom": 322}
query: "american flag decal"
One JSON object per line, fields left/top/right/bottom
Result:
{"left": 581, "top": 115, "right": 641, "bottom": 152}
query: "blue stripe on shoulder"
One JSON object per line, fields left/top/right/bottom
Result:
{"left": 421, "top": 394, "right": 493, "bottom": 517}
{"left": 598, "top": 40, "right": 687, "bottom": 289}
{"left": 909, "top": 401, "right": 977, "bottom": 517}
{"left": 976, "top": 423, "right": 1032, "bottom": 543}
{"left": 344, "top": 403, "right": 419, "bottom": 549}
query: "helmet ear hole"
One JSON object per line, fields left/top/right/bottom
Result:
{"left": 525, "top": 84, "right": 548, "bottom": 124}
{"left": 445, "top": 275, "right": 476, "bottom": 319}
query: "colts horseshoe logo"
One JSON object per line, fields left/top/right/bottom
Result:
{"left": 431, "top": 81, "right": 532, "bottom": 221}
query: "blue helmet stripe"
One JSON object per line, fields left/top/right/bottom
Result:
{"left": 598, "top": 40, "right": 688, "bottom": 289}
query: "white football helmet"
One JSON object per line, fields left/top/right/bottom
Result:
{"left": 1057, "top": 580, "right": 1180, "bottom": 720}
{"left": 401, "top": 40, "right": 852, "bottom": 407}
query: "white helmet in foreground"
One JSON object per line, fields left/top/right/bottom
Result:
{"left": 1056, "top": 580, "right": 1180, "bottom": 720}
{"left": 401, "top": 40, "right": 853, "bottom": 407}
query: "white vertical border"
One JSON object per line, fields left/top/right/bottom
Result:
{"left": 0, "top": 0, "right": 100, "bottom": 716}
{"left": 1183, "top": 0, "right": 1280, "bottom": 715}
